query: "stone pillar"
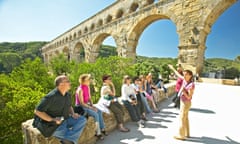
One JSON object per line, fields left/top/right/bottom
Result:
{"left": 178, "top": 44, "right": 205, "bottom": 74}
{"left": 115, "top": 33, "right": 137, "bottom": 61}
{"left": 85, "top": 47, "right": 99, "bottom": 63}
{"left": 177, "top": 23, "right": 209, "bottom": 74}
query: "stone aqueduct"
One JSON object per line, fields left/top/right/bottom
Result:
{"left": 41, "top": 0, "right": 238, "bottom": 73}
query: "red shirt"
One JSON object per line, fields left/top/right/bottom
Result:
{"left": 175, "top": 78, "right": 183, "bottom": 92}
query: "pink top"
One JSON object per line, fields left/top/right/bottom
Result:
{"left": 175, "top": 78, "right": 183, "bottom": 92}
{"left": 180, "top": 80, "right": 195, "bottom": 102}
{"left": 75, "top": 85, "right": 90, "bottom": 105}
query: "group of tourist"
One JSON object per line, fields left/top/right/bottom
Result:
{"left": 33, "top": 64, "right": 195, "bottom": 144}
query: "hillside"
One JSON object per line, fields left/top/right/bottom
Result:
{"left": 204, "top": 58, "right": 240, "bottom": 71}
{"left": 0, "top": 42, "right": 47, "bottom": 73}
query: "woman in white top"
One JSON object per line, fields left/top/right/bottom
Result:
{"left": 96, "top": 75, "right": 130, "bottom": 132}
{"left": 121, "top": 75, "right": 145, "bottom": 128}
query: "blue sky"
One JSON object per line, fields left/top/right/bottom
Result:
{"left": 0, "top": 0, "right": 239, "bottom": 60}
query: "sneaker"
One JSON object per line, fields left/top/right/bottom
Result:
{"left": 137, "top": 120, "right": 145, "bottom": 128}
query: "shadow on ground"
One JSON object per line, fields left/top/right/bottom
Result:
{"left": 186, "top": 136, "right": 240, "bottom": 144}
{"left": 190, "top": 108, "right": 215, "bottom": 114}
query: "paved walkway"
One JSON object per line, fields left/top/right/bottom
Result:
{"left": 97, "top": 83, "right": 240, "bottom": 144}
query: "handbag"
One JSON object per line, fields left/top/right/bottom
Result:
{"left": 32, "top": 115, "right": 59, "bottom": 137}
{"left": 74, "top": 105, "right": 89, "bottom": 119}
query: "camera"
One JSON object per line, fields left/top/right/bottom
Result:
{"left": 129, "top": 94, "right": 136, "bottom": 101}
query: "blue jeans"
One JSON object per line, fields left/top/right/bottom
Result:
{"left": 156, "top": 81, "right": 167, "bottom": 93}
{"left": 53, "top": 116, "right": 86, "bottom": 144}
{"left": 83, "top": 107, "right": 105, "bottom": 131}
{"left": 140, "top": 93, "right": 152, "bottom": 114}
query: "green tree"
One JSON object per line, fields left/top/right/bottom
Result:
{"left": 68, "top": 56, "right": 135, "bottom": 103}
{"left": 0, "top": 53, "right": 22, "bottom": 73}
{"left": 0, "top": 58, "right": 53, "bottom": 144}
{"left": 49, "top": 53, "right": 77, "bottom": 75}
{"left": 235, "top": 55, "right": 240, "bottom": 62}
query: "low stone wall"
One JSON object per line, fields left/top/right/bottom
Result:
{"left": 199, "top": 78, "right": 238, "bottom": 85}
{"left": 22, "top": 83, "right": 176, "bottom": 144}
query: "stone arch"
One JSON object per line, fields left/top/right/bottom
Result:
{"left": 69, "top": 35, "right": 72, "bottom": 41}
{"left": 105, "top": 15, "right": 112, "bottom": 23}
{"left": 89, "top": 33, "right": 117, "bottom": 61}
{"left": 73, "top": 33, "right": 77, "bottom": 39}
{"left": 116, "top": 9, "right": 124, "bottom": 19}
{"left": 73, "top": 42, "right": 85, "bottom": 62}
{"left": 201, "top": 0, "right": 237, "bottom": 44}
{"left": 62, "top": 46, "right": 70, "bottom": 60}
{"left": 188, "top": 0, "right": 238, "bottom": 73}
{"left": 92, "top": 33, "right": 111, "bottom": 52}
{"left": 98, "top": 19, "right": 103, "bottom": 27}
{"left": 90, "top": 23, "right": 95, "bottom": 31}
{"left": 78, "top": 30, "right": 82, "bottom": 36}
{"left": 128, "top": 14, "right": 176, "bottom": 54}
{"left": 84, "top": 27, "right": 88, "bottom": 33}
{"left": 129, "top": 2, "right": 139, "bottom": 13}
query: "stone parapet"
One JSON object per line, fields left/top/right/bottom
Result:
{"left": 22, "top": 83, "right": 176, "bottom": 144}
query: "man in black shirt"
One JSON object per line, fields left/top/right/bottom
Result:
{"left": 34, "top": 75, "right": 86, "bottom": 144}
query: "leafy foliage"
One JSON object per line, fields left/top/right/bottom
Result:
{"left": 0, "top": 52, "right": 22, "bottom": 73}
{"left": 98, "top": 45, "right": 117, "bottom": 58}
{"left": 0, "top": 58, "right": 54, "bottom": 144}
{"left": 136, "top": 56, "right": 177, "bottom": 82}
{"left": 49, "top": 56, "right": 135, "bottom": 103}
{"left": 48, "top": 54, "right": 77, "bottom": 75}
{"left": 0, "top": 42, "right": 47, "bottom": 73}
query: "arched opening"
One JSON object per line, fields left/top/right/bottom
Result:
{"left": 92, "top": 34, "right": 117, "bottom": 59}
{"left": 73, "top": 42, "right": 85, "bottom": 62}
{"left": 136, "top": 20, "right": 178, "bottom": 56}
{"left": 73, "top": 33, "right": 77, "bottom": 39}
{"left": 204, "top": 1, "right": 240, "bottom": 79}
{"left": 106, "top": 15, "right": 112, "bottom": 23}
{"left": 62, "top": 46, "right": 70, "bottom": 61}
{"left": 116, "top": 9, "right": 124, "bottom": 19}
{"left": 84, "top": 27, "right": 88, "bottom": 33}
{"left": 78, "top": 30, "right": 82, "bottom": 37}
{"left": 129, "top": 14, "right": 177, "bottom": 54}
{"left": 129, "top": 3, "right": 139, "bottom": 13}
{"left": 90, "top": 23, "right": 95, "bottom": 31}
{"left": 98, "top": 19, "right": 103, "bottom": 27}
{"left": 128, "top": 15, "right": 178, "bottom": 79}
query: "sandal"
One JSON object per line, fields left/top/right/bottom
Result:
{"left": 153, "top": 109, "right": 160, "bottom": 113}
{"left": 101, "top": 130, "right": 108, "bottom": 136}
{"left": 119, "top": 127, "right": 130, "bottom": 132}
